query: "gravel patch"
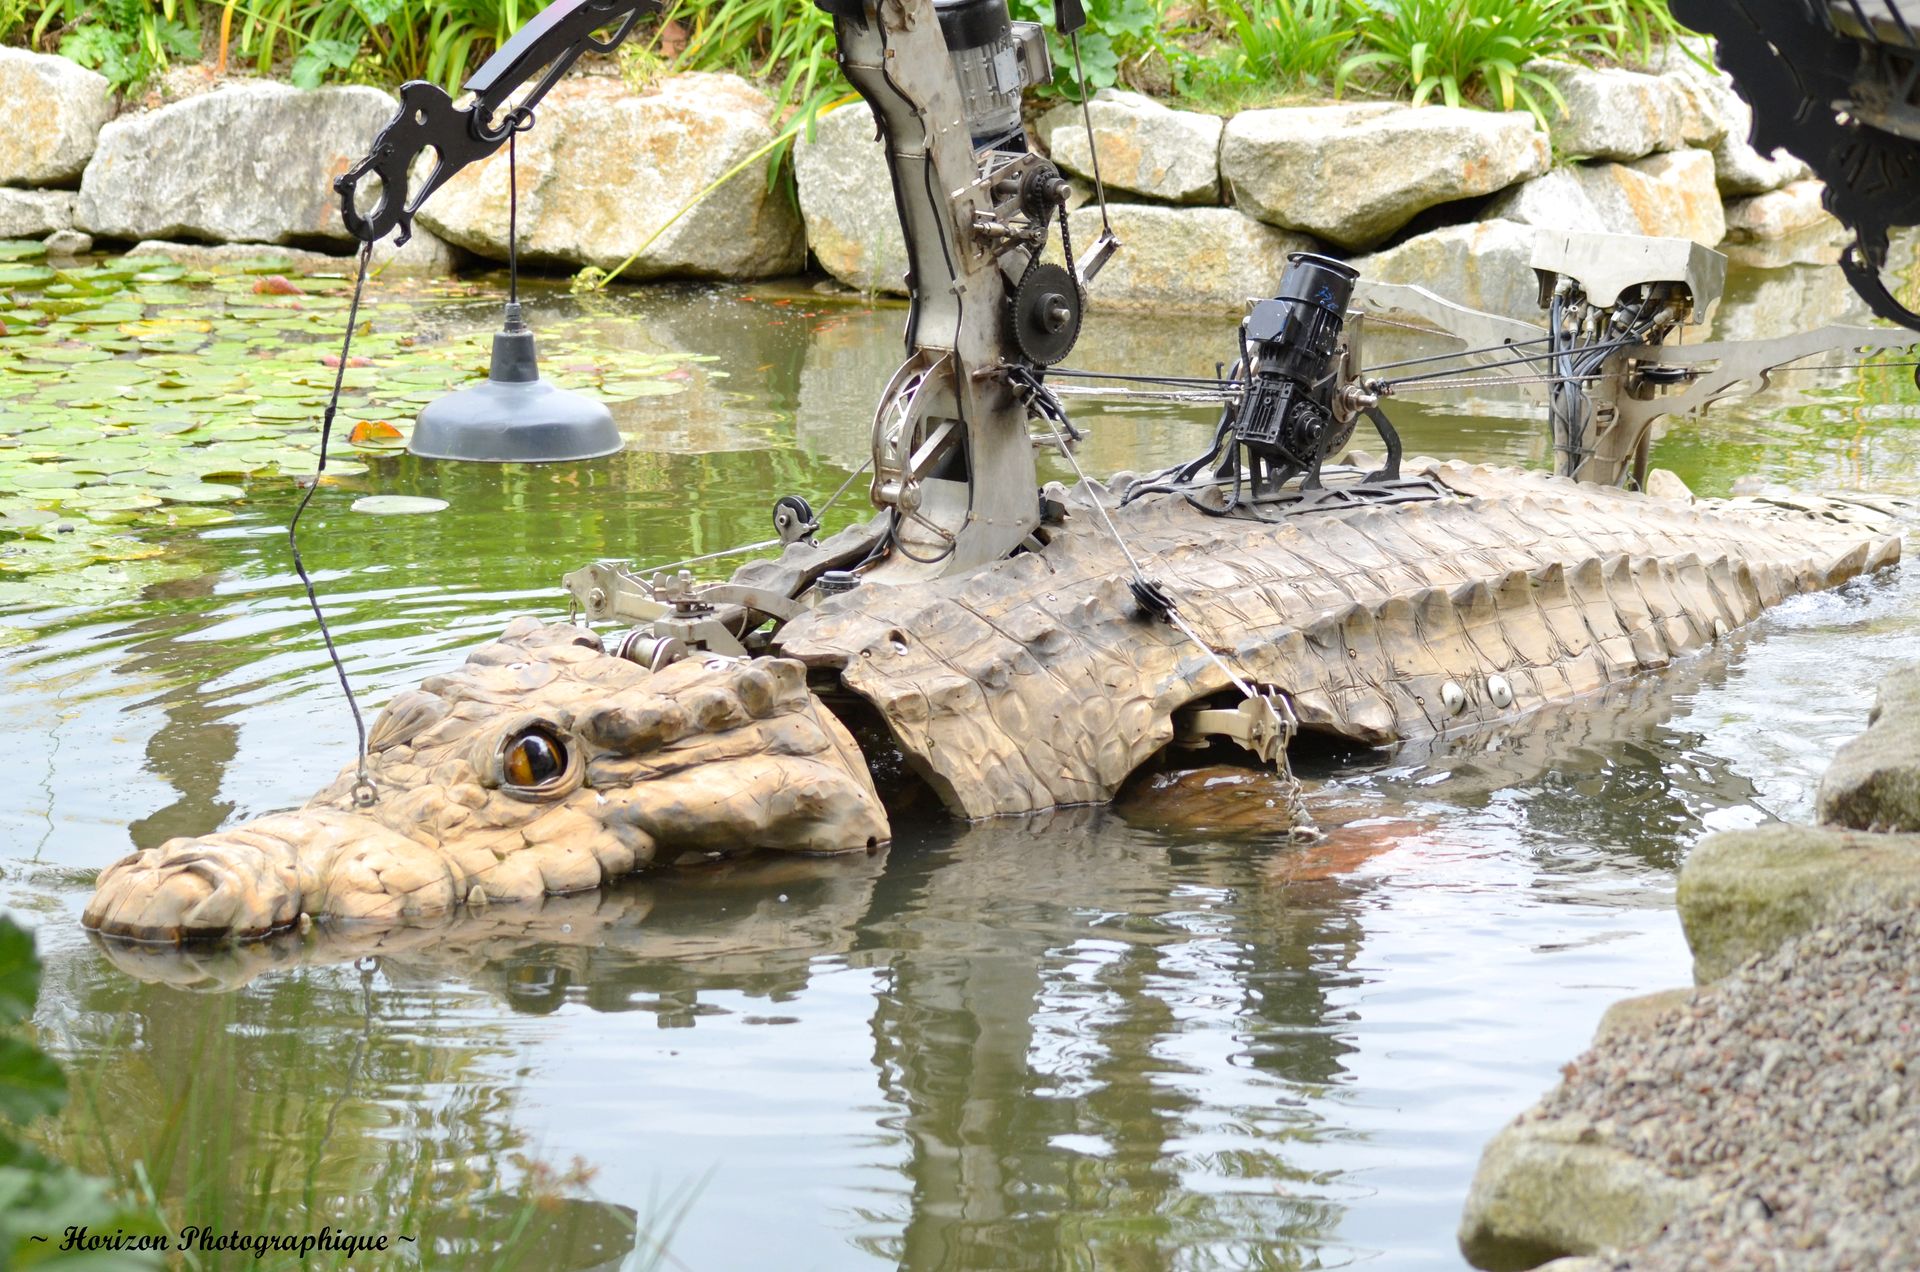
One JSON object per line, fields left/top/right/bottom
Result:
{"left": 1528, "top": 901, "right": 1920, "bottom": 1270}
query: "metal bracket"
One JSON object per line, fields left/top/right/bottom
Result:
{"left": 1074, "top": 231, "right": 1119, "bottom": 285}
{"left": 1623, "top": 323, "right": 1920, "bottom": 427}
{"left": 562, "top": 559, "right": 806, "bottom": 656}
{"left": 1174, "top": 690, "right": 1297, "bottom": 767}
{"left": 335, "top": 0, "right": 657, "bottom": 244}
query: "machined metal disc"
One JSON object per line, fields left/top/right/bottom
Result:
{"left": 1009, "top": 263, "right": 1084, "bottom": 366}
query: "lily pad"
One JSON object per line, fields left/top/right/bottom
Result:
{"left": 142, "top": 505, "right": 235, "bottom": 528}
{"left": 599, "top": 379, "right": 687, "bottom": 400}
{"left": 346, "top": 419, "right": 406, "bottom": 451}
{"left": 0, "top": 265, "right": 54, "bottom": 288}
{"left": 0, "top": 508, "right": 58, "bottom": 530}
{"left": 157, "top": 482, "right": 247, "bottom": 504}
{"left": 350, "top": 495, "right": 447, "bottom": 516}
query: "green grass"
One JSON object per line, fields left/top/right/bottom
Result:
{"left": 1581, "top": 0, "right": 1698, "bottom": 64}
{"left": 38, "top": 962, "right": 694, "bottom": 1272}
{"left": 1160, "top": 0, "right": 1355, "bottom": 107}
{"left": 0, "top": 916, "right": 162, "bottom": 1270}
{"left": 0, "top": 0, "right": 1698, "bottom": 110}
{"left": 1337, "top": 0, "right": 1614, "bottom": 123}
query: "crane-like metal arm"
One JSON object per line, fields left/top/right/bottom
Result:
{"left": 339, "top": 0, "right": 1095, "bottom": 581}
{"left": 335, "top": 0, "right": 658, "bottom": 245}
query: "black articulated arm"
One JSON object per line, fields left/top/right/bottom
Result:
{"left": 336, "top": 0, "right": 660, "bottom": 245}
{"left": 1670, "top": 0, "right": 1920, "bottom": 330}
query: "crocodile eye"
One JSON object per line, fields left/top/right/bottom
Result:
{"left": 503, "top": 728, "right": 567, "bottom": 789}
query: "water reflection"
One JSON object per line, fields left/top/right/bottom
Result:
{"left": 59, "top": 633, "right": 1884, "bottom": 1268}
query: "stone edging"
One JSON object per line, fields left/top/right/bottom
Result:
{"left": 0, "top": 46, "right": 1852, "bottom": 307}
{"left": 1459, "top": 656, "right": 1920, "bottom": 1270}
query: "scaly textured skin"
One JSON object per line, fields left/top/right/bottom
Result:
{"left": 84, "top": 618, "right": 889, "bottom": 943}
{"left": 772, "top": 461, "right": 1901, "bottom": 816}
{"left": 82, "top": 463, "right": 1898, "bottom": 943}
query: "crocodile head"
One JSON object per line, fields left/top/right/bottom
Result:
{"left": 84, "top": 617, "right": 890, "bottom": 943}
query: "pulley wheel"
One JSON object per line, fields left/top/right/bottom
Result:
{"left": 772, "top": 494, "right": 816, "bottom": 545}
{"left": 1009, "top": 263, "right": 1084, "bottom": 367}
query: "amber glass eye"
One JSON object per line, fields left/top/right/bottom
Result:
{"left": 503, "top": 728, "right": 567, "bottom": 788}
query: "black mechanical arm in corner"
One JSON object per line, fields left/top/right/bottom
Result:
{"left": 334, "top": 0, "right": 660, "bottom": 246}
{"left": 1672, "top": 0, "right": 1920, "bottom": 329}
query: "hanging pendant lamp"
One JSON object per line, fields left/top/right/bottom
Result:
{"left": 408, "top": 127, "right": 622, "bottom": 464}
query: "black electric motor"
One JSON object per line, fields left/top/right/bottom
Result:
{"left": 935, "top": 0, "right": 1026, "bottom": 150}
{"left": 1231, "top": 253, "right": 1361, "bottom": 492}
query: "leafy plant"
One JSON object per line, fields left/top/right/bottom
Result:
{"left": 0, "top": 0, "right": 30, "bottom": 44}
{"left": 36, "top": 0, "right": 202, "bottom": 89}
{"left": 649, "top": 0, "right": 842, "bottom": 119}
{"left": 1227, "top": 0, "right": 1355, "bottom": 82}
{"left": 1579, "top": 0, "right": 1695, "bottom": 65}
{"left": 1338, "top": 0, "right": 1608, "bottom": 123}
{"left": 1164, "top": 0, "right": 1354, "bottom": 101}
{"left": 219, "top": 0, "right": 531, "bottom": 94}
{"left": 1008, "top": 0, "right": 1157, "bottom": 98}
{"left": 0, "top": 917, "right": 161, "bottom": 1270}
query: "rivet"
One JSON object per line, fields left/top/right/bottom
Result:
{"left": 1441, "top": 680, "right": 1466, "bottom": 715}
{"left": 1488, "top": 675, "right": 1514, "bottom": 709}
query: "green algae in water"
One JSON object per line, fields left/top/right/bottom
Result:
{"left": 0, "top": 261, "right": 711, "bottom": 605}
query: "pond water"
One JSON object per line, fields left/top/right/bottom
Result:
{"left": 1, "top": 239, "right": 1917, "bottom": 1269}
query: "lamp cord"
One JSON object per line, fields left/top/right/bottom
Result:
{"left": 508, "top": 130, "right": 520, "bottom": 307}
{"left": 505, "top": 106, "right": 535, "bottom": 309}
{"left": 291, "top": 240, "right": 377, "bottom": 808}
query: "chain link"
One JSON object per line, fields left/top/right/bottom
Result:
{"left": 1020, "top": 389, "right": 1321, "bottom": 843}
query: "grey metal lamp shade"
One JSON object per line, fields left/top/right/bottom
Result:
{"left": 408, "top": 303, "right": 623, "bottom": 463}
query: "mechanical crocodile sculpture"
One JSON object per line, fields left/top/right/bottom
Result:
{"left": 84, "top": 466, "right": 1902, "bottom": 941}
{"left": 83, "top": 0, "right": 1917, "bottom": 943}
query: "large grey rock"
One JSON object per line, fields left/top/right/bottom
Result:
{"left": 128, "top": 231, "right": 459, "bottom": 277}
{"left": 1486, "top": 149, "right": 1726, "bottom": 246}
{"left": 420, "top": 74, "right": 805, "bottom": 280}
{"left": 1658, "top": 69, "right": 1734, "bottom": 148}
{"left": 1039, "top": 88, "right": 1223, "bottom": 204}
{"left": 1459, "top": 1116, "right": 1711, "bottom": 1269}
{"left": 1649, "top": 42, "right": 1810, "bottom": 194}
{"left": 1714, "top": 132, "right": 1812, "bottom": 197}
{"left": 1064, "top": 203, "right": 1316, "bottom": 313}
{"left": 1484, "top": 167, "right": 1614, "bottom": 234}
{"left": 1720, "top": 221, "right": 1847, "bottom": 271}
{"left": 1220, "top": 103, "right": 1549, "bottom": 250}
{"left": 794, "top": 101, "right": 907, "bottom": 294}
{"left": 1724, "top": 180, "right": 1840, "bottom": 243}
{"left": 0, "top": 188, "right": 74, "bottom": 238}
{"left": 1819, "top": 665, "right": 1920, "bottom": 832}
{"left": 1351, "top": 219, "right": 1542, "bottom": 322}
{"left": 42, "top": 228, "right": 91, "bottom": 256}
{"left": 1677, "top": 825, "right": 1920, "bottom": 982}
{"left": 1592, "top": 987, "right": 1695, "bottom": 1046}
{"left": 1648, "top": 41, "right": 1737, "bottom": 144}
{"left": 78, "top": 83, "right": 396, "bottom": 245}
{"left": 0, "top": 48, "right": 113, "bottom": 187}
{"left": 1527, "top": 59, "right": 1686, "bottom": 161}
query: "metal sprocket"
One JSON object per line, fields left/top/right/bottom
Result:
{"left": 1008, "top": 262, "right": 1084, "bottom": 366}
{"left": 1672, "top": 0, "right": 1920, "bottom": 328}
